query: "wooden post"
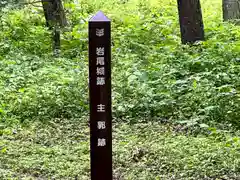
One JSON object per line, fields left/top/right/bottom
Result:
{"left": 177, "top": 0, "right": 205, "bottom": 44}
{"left": 89, "top": 11, "right": 112, "bottom": 180}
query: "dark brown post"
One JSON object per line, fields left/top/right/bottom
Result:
{"left": 89, "top": 11, "right": 112, "bottom": 180}
{"left": 177, "top": 0, "right": 205, "bottom": 44}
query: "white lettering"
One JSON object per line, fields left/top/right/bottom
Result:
{"left": 97, "top": 138, "right": 106, "bottom": 146}
{"left": 96, "top": 47, "right": 104, "bottom": 56}
{"left": 97, "top": 104, "right": 105, "bottom": 112}
{"left": 96, "top": 77, "right": 105, "bottom": 86}
{"left": 96, "top": 57, "right": 105, "bottom": 65}
{"left": 96, "top": 28, "right": 104, "bottom": 37}
{"left": 97, "top": 121, "right": 106, "bottom": 129}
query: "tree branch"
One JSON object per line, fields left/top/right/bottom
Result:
{"left": 20, "top": 0, "right": 50, "bottom": 6}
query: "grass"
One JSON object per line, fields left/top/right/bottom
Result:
{"left": 1, "top": 120, "right": 240, "bottom": 179}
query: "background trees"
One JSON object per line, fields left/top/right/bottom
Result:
{"left": 41, "top": 0, "right": 67, "bottom": 56}
{"left": 177, "top": 0, "right": 205, "bottom": 44}
{"left": 223, "top": 0, "right": 240, "bottom": 22}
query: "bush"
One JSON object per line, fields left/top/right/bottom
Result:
{"left": 0, "top": 0, "right": 240, "bottom": 130}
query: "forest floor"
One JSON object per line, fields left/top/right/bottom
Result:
{"left": 1, "top": 0, "right": 240, "bottom": 179}
{"left": 1, "top": 119, "right": 240, "bottom": 179}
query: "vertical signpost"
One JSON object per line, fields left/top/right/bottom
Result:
{"left": 89, "top": 11, "right": 112, "bottom": 180}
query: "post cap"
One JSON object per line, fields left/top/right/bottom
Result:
{"left": 89, "top": 11, "right": 111, "bottom": 22}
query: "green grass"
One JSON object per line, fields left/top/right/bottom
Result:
{"left": 1, "top": 0, "right": 240, "bottom": 179}
{"left": 1, "top": 120, "right": 240, "bottom": 179}
{"left": 1, "top": 0, "right": 240, "bottom": 128}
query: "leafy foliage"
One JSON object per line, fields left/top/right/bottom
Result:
{"left": 0, "top": 0, "right": 240, "bottom": 178}
{"left": 1, "top": 120, "right": 240, "bottom": 179}
{"left": 1, "top": 0, "right": 240, "bottom": 129}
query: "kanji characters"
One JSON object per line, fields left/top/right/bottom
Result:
{"left": 96, "top": 47, "right": 104, "bottom": 56}
{"left": 97, "top": 77, "right": 105, "bottom": 85}
{"left": 97, "top": 121, "right": 106, "bottom": 129}
{"left": 96, "top": 67, "right": 105, "bottom": 76}
{"left": 97, "top": 104, "right": 105, "bottom": 112}
{"left": 96, "top": 57, "right": 105, "bottom": 65}
{"left": 97, "top": 138, "right": 106, "bottom": 146}
{"left": 96, "top": 28, "right": 104, "bottom": 37}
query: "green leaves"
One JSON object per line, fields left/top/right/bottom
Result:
{"left": 1, "top": 0, "right": 240, "bottom": 128}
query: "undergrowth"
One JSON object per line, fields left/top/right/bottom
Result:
{"left": 0, "top": 0, "right": 240, "bottom": 179}
{"left": 1, "top": 0, "right": 240, "bottom": 130}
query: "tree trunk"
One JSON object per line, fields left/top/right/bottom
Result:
{"left": 41, "top": 0, "right": 67, "bottom": 56}
{"left": 177, "top": 0, "right": 205, "bottom": 44}
{"left": 223, "top": 0, "right": 240, "bottom": 22}
{"left": 53, "top": 26, "right": 60, "bottom": 57}
{"left": 41, "top": 0, "right": 52, "bottom": 28}
{"left": 41, "top": 0, "right": 67, "bottom": 27}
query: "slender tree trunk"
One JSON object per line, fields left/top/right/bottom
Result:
{"left": 41, "top": 0, "right": 67, "bottom": 56}
{"left": 41, "top": 0, "right": 67, "bottom": 27}
{"left": 53, "top": 26, "right": 60, "bottom": 57}
{"left": 177, "top": 0, "right": 205, "bottom": 44}
{"left": 41, "top": 0, "right": 52, "bottom": 28}
{"left": 223, "top": 0, "right": 240, "bottom": 22}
